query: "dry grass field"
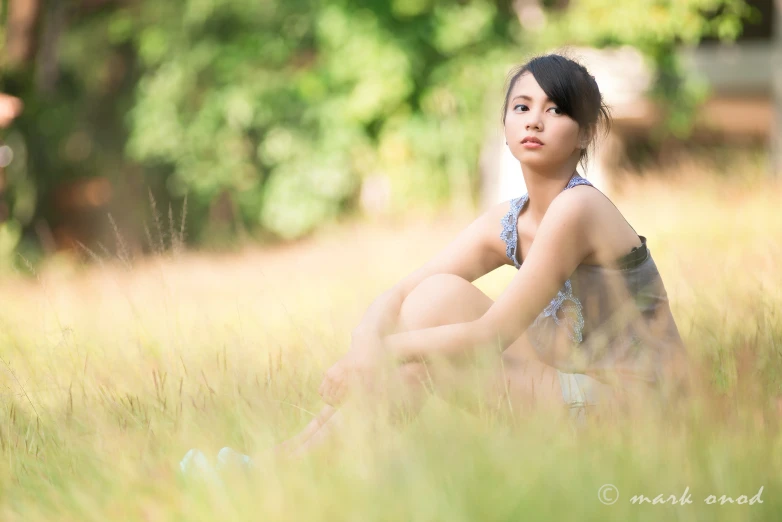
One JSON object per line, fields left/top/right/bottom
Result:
{"left": 1, "top": 154, "right": 781, "bottom": 521}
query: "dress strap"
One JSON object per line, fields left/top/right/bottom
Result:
{"left": 562, "top": 173, "right": 593, "bottom": 191}
{"left": 499, "top": 194, "right": 527, "bottom": 269}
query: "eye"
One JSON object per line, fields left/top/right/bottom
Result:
{"left": 548, "top": 106, "right": 563, "bottom": 115}
{"left": 513, "top": 104, "right": 528, "bottom": 112}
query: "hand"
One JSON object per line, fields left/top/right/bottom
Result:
{"left": 318, "top": 340, "right": 385, "bottom": 407}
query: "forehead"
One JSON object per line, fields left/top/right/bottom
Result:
{"left": 509, "top": 72, "right": 547, "bottom": 99}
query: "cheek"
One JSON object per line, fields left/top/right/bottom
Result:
{"left": 551, "top": 122, "right": 581, "bottom": 148}
{"left": 504, "top": 117, "right": 525, "bottom": 137}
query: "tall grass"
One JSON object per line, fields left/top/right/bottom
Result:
{"left": 0, "top": 155, "right": 781, "bottom": 521}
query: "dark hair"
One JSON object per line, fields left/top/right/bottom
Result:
{"left": 501, "top": 53, "right": 611, "bottom": 172}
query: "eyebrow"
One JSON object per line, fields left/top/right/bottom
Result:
{"left": 511, "top": 94, "right": 553, "bottom": 103}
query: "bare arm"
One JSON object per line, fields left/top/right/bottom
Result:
{"left": 382, "top": 187, "right": 597, "bottom": 363}
{"left": 351, "top": 201, "right": 510, "bottom": 342}
{"left": 320, "top": 199, "right": 531, "bottom": 406}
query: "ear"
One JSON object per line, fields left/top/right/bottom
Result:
{"left": 578, "top": 126, "right": 595, "bottom": 150}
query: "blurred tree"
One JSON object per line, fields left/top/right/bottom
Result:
{"left": 530, "top": 0, "right": 756, "bottom": 138}
{"left": 0, "top": 0, "right": 759, "bottom": 268}
{"left": 123, "top": 0, "right": 521, "bottom": 243}
{"left": 4, "top": 0, "right": 41, "bottom": 68}
{"left": 0, "top": 93, "right": 24, "bottom": 272}
{"left": 1, "top": 0, "right": 143, "bottom": 269}
{"left": 773, "top": 0, "right": 781, "bottom": 177}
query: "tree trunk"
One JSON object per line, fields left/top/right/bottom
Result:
{"left": 772, "top": 0, "right": 782, "bottom": 177}
{"left": 4, "top": 0, "right": 42, "bottom": 69}
{"left": 36, "top": 0, "right": 67, "bottom": 94}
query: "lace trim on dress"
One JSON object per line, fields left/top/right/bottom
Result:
{"left": 499, "top": 194, "right": 528, "bottom": 269}
{"left": 532, "top": 279, "right": 585, "bottom": 343}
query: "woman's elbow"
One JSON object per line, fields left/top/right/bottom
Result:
{"left": 473, "top": 317, "right": 518, "bottom": 354}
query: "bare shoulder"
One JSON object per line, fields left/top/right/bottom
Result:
{"left": 550, "top": 183, "right": 626, "bottom": 223}
{"left": 555, "top": 183, "right": 604, "bottom": 205}
{"left": 544, "top": 184, "right": 599, "bottom": 225}
{"left": 550, "top": 184, "right": 641, "bottom": 263}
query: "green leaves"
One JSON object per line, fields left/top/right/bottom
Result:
{"left": 432, "top": 1, "right": 497, "bottom": 55}
{"left": 537, "top": 0, "right": 755, "bottom": 138}
{"left": 121, "top": 0, "right": 518, "bottom": 241}
{"left": 0, "top": 0, "right": 756, "bottom": 257}
{"left": 541, "top": 0, "right": 752, "bottom": 48}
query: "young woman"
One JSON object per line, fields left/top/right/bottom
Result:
{"left": 181, "top": 54, "right": 689, "bottom": 474}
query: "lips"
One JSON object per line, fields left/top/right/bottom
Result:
{"left": 521, "top": 136, "right": 543, "bottom": 145}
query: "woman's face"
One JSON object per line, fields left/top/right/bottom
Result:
{"left": 503, "top": 72, "right": 585, "bottom": 171}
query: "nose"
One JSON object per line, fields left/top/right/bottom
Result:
{"left": 525, "top": 113, "right": 542, "bottom": 131}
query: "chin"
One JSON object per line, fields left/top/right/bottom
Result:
{"left": 517, "top": 149, "right": 572, "bottom": 170}
{"left": 514, "top": 152, "right": 555, "bottom": 169}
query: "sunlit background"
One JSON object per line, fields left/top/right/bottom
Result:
{"left": 1, "top": 0, "right": 781, "bottom": 520}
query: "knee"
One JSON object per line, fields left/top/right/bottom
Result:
{"left": 408, "top": 274, "right": 468, "bottom": 305}
{"left": 397, "top": 274, "right": 490, "bottom": 332}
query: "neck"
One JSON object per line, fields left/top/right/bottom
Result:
{"left": 520, "top": 157, "right": 581, "bottom": 222}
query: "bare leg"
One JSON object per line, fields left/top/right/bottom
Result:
{"left": 273, "top": 360, "right": 433, "bottom": 458}
{"left": 274, "top": 274, "right": 561, "bottom": 458}
{"left": 286, "top": 408, "right": 347, "bottom": 458}
{"left": 270, "top": 277, "right": 468, "bottom": 458}
{"left": 283, "top": 354, "right": 566, "bottom": 459}
{"left": 272, "top": 404, "right": 339, "bottom": 456}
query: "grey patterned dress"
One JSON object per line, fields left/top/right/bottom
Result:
{"left": 499, "top": 174, "right": 686, "bottom": 393}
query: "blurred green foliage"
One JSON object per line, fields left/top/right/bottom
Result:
{"left": 123, "top": 0, "right": 520, "bottom": 242}
{"left": 0, "top": 0, "right": 755, "bottom": 263}
{"left": 538, "top": 0, "right": 757, "bottom": 138}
